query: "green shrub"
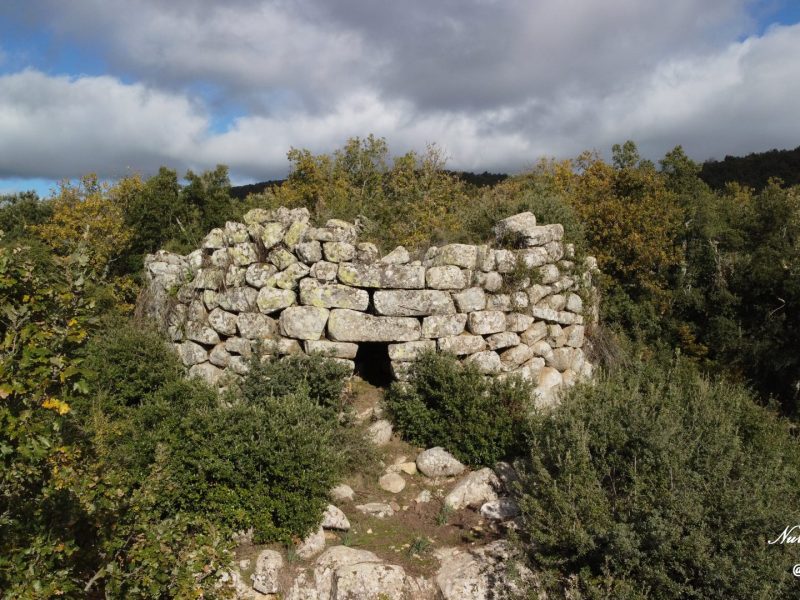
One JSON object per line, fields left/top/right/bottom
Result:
{"left": 240, "top": 352, "right": 351, "bottom": 414}
{"left": 386, "top": 351, "right": 532, "bottom": 466}
{"left": 518, "top": 357, "right": 800, "bottom": 598}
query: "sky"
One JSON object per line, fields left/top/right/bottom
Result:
{"left": 1, "top": 0, "right": 799, "bottom": 196}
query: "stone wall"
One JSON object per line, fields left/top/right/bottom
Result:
{"left": 143, "top": 207, "right": 598, "bottom": 405}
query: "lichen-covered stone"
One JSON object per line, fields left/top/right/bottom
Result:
{"left": 268, "top": 247, "right": 297, "bottom": 270}
{"left": 188, "top": 362, "right": 223, "bottom": 386}
{"left": 388, "top": 340, "right": 436, "bottom": 361}
{"left": 274, "top": 262, "right": 310, "bottom": 289}
{"left": 467, "top": 310, "right": 506, "bottom": 335}
{"left": 201, "top": 228, "right": 225, "bottom": 249}
{"left": 520, "top": 321, "right": 548, "bottom": 346}
{"left": 486, "top": 293, "right": 512, "bottom": 311}
{"left": 295, "top": 240, "right": 322, "bottom": 264}
{"left": 209, "top": 343, "right": 231, "bottom": 367}
{"left": 225, "top": 336, "right": 253, "bottom": 357}
{"left": 207, "top": 308, "right": 238, "bottom": 336}
{"left": 421, "top": 314, "right": 468, "bottom": 338}
{"left": 473, "top": 270, "right": 503, "bottom": 292}
{"left": 426, "top": 265, "right": 467, "bottom": 290}
{"left": 380, "top": 245, "right": 410, "bottom": 264}
{"left": 565, "top": 324, "right": 585, "bottom": 347}
{"left": 327, "top": 309, "right": 421, "bottom": 342}
{"left": 505, "top": 312, "right": 534, "bottom": 332}
{"left": 216, "top": 287, "right": 258, "bottom": 312}
{"left": 356, "top": 242, "right": 379, "bottom": 263}
{"left": 516, "top": 247, "right": 549, "bottom": 268}
{"left": 279, "top": 306, "right": 329, "bottom": 340}
{"left": 176, "top": 340, "right": 207, "bottom": 366}
{"left": 257, "top": 287, "right": 296, "bottom": 314}
{"left": 323, "top": 241, "right": 356, "bottom": 263}
{"left": 282, "top": 220, "right": 308, "bottom": 247}
{"left": 434, "top": 244, "right": 478, "bottom": 268}
{"left": 500, "top": 343, "right": 534, "bottom": 367}
{"left": 192, "top": 267, "right": 223, "bottom": 290}
{"left": 381, "top": 264, "right": 426, "bottom": 289}
{"left": 452, "top": 287, "right": 486, "bottom": 312}
{"left": 237, "top": 313, "right": 278, "bottom": 339}
{"left": 466, "top": 350, "right": 502, "bottom": 374}
{"left": 185, "top": 323, "right": 221, "bottom": 345}
{"left": 373, "top": 290, "right": 455, "bottom": 316}
{"left": 305, "top": 340, "right": 359, "bottom": 359}
{"left": 245, "top": 263, "right": 277, "bottom": 288}
{"left": 310, "top": 260, "right": 338, "bottom": 281}
{"left": 566, "top": 292, "right": 584, "bottom": 314}
{"left": 229, "top": 242, "right": 258, "bottom": 266}
{"left": 416, "top": 447, "right": 465, "bottom": 478}
{"left": 437, "top": 334, "right": 487, "bottom": 355}
{"left": 337, "top": 262, "right": 382, "bottom": 288}
{"left": 300, "top": 278, "right": 369, "bottom": 310}
{"left": 486, "top": 331, "right": 520, "bottom": 350}
{"left": 224, "top": 221, "right": 250, "bottom": 244}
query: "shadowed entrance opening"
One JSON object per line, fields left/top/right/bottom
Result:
{"left": 354, "top": 342, "right": 393, "bottom": 387}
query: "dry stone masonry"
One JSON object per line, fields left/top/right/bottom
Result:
{"left": 143, "top": 207, "right": 598, "bottom": 405}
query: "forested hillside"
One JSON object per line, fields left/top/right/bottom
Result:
{"left": 700, "top": 145, "right": 800, "bottom": 190}
{"left": 2, "top": 136, "right": 800, "bottom": 597}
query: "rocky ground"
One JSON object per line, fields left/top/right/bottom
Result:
{"left": 224, "top": 381, "right": 538, "bottom": 600}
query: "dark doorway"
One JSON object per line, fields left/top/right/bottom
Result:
{"left": 354, "top": 343, "right": 393, "bottom": 387}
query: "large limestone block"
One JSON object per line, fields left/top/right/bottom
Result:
{"left": 388, "top": 340, "right": 436, "bottom": 361}
{"left": 530, "top": 306, "right": 581, "bottom": 325}
{"left": 296, "top": 241, "right": 323, "bottom": 264}
{"left": 421, "top": 314, "right": 468, "bottom": 338}
{"left": 245, "top": 263, "right": 277, "bottom": 288}
{"left": 224, "top": 221, "right": 250, "bottom": 244}
{"left": 381, "top": 264, "right": 426, "bottom": 289}
{"left": 472, "top": 270, "right": 503, "bottom": 292}
{"left": 207, "top": 308, "right": 238, "bottom": 336}
{"left": 426, "top": 265, "right": 467, "bottom": 290}
{"left": 313, "top": 547, "right": 382, "bottom": 600}
{"left": 434, "top": 244, "right": 478, "bottom": 268}
{"left": 275, "top": 262, "right": 310, "bottom": 290}
{"left": 486, "top": 331, "right": 520, "bottom": 350}
{"left": 176, "top": 341, "right": 207, "bottom": 366}
{"left": 300, "top": 279, "right": 369, "bottom": 310}
{"left": 327, "top": 309, "right": 421, "bottom": 342}
{"left": 229, "top": 242, "right": 258, "bottom": 266}
{"left": 337, "top": 263, "right": 381, "bottom": 288}
{"left": 216, "top": 287, "right": 258, "bottom": 312}
{"left": 493, "top": 211, "right": 536, "bottom": 241}
{"left": 260, "top": 221, "right": 286, "bottom": 249}
{"left": 566, "top": 292, "right": 584, "bottom": 314}
{"left": 237, "top": 313, "right": 278, "bottom": 339}
{"left": 380, "top": 245, "right": 410, "bottom": 264}
{"left": 192, "top": 267, "right": 223, "bottom": 290}
{"left": 521, "top": 321, "right": 548, "bottom": 345}
{"left": 373, "top": 290, "right": 455, "bottom": 316}
{"left": 564, "top": 324, "right": 585, "bottom": 347}
{"left": 225, "top": 336, "right": 253, "bottom": 357}
{"left": 437, "top": 334, "right": 487, "bottom": 355}
{"left": 280, "top": 306, "right": 330, "bottom": 340}
{"left": 466, "top": 310, "right": 506, "bottom": 335}
{"left": 356, "top": 242, "right": 379, "bottom": 263}
{"left": 465, "top": 350, "right": 502, "bottom": 374}
{"left": 311, "top": 260, "right": 338, "bottom": 281}
{"left": 321, "top": 504, "right": 351, "bottom": 531}
{"left": 452, "top": 287, "right": 486, "bottom": 313}
{"left": 505, "top": 312, "right": 534, "bottom": 332}
{"left": 188, "top": 362, "right": 223, "bottom": 386}
{"left": 208, "top": 344, "right": 230, "bottom": 367}
{"left": 494, "top": 249, "right": 516, "bottom": 273}
{"left": 257, "top": 287, "right": 297, "bottom": 314}
{"left": 306, "top": 340, "right": 359, "bottom": 359}
{"left": 516, "top": 247, "right": 549, "bottom": 268}
{"left": 500, "top": 343, "right": 534, "bottom": 367}
{"left": 323, "top": 241, "right": 356, "bottom": 263}
{"left": 547, "top": 346, "right": 585, "bottom": 372}
{"left": 185, "top": 323, "right": 221, "bottom": 345}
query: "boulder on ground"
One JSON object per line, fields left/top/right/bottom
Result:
{"left": 416, "top": 447, "right": 466, "bottom": 478}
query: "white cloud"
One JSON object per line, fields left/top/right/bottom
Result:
{"left": 0, "top": 15, "right": 799, "bottom": 182}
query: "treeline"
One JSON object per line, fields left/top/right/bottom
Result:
{"left": 700, "top": 145, "right": 800, "bottom": 190}
{"left": 1, "top": 135, "right": 800, "bottom": 596}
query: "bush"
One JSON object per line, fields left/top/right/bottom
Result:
{"left": 240, "top": 352, "right": 352, "bottom": 414}
{"left": 386, "top": 351, "right": 532, "bottom": 466}
{"left": 517, "top": 357, "right": 800, "bottom": 598}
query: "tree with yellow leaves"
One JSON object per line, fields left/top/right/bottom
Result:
{"left": 33, "top": 174, "right": 135, "bottom": 277}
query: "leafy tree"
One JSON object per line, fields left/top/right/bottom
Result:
{"left": 181, "top": 164, "right": 236, "bottom": 235}
{"left": 0, "top": 191, "right": 52, "bottom": 240}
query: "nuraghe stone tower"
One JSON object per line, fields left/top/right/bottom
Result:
{"left": 143, "top": 208, "right": 598, "bottom": 406}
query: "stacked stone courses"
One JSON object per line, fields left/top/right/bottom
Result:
{"left": 144, "top": 208, "right": 598, "bottom": 405}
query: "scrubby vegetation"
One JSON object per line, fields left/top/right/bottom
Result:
{"left": 517, "top": 357, "right": 800, "bottom": 598}
{"left": 2, "top": 135, "right": 800, "bottom": 597}
{"left": 386, "top": 351, "right": 532, "bottom": 466}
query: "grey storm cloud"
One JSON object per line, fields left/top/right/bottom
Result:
{"left": 0, "top": 0, "right": 798, "bottom": 183}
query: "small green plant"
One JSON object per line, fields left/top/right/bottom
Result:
{"left": 435, "top": 504, "right": 454, "bottom": 526}
{"left": 407, "top": 536, "right": 432, "bottom": 557}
